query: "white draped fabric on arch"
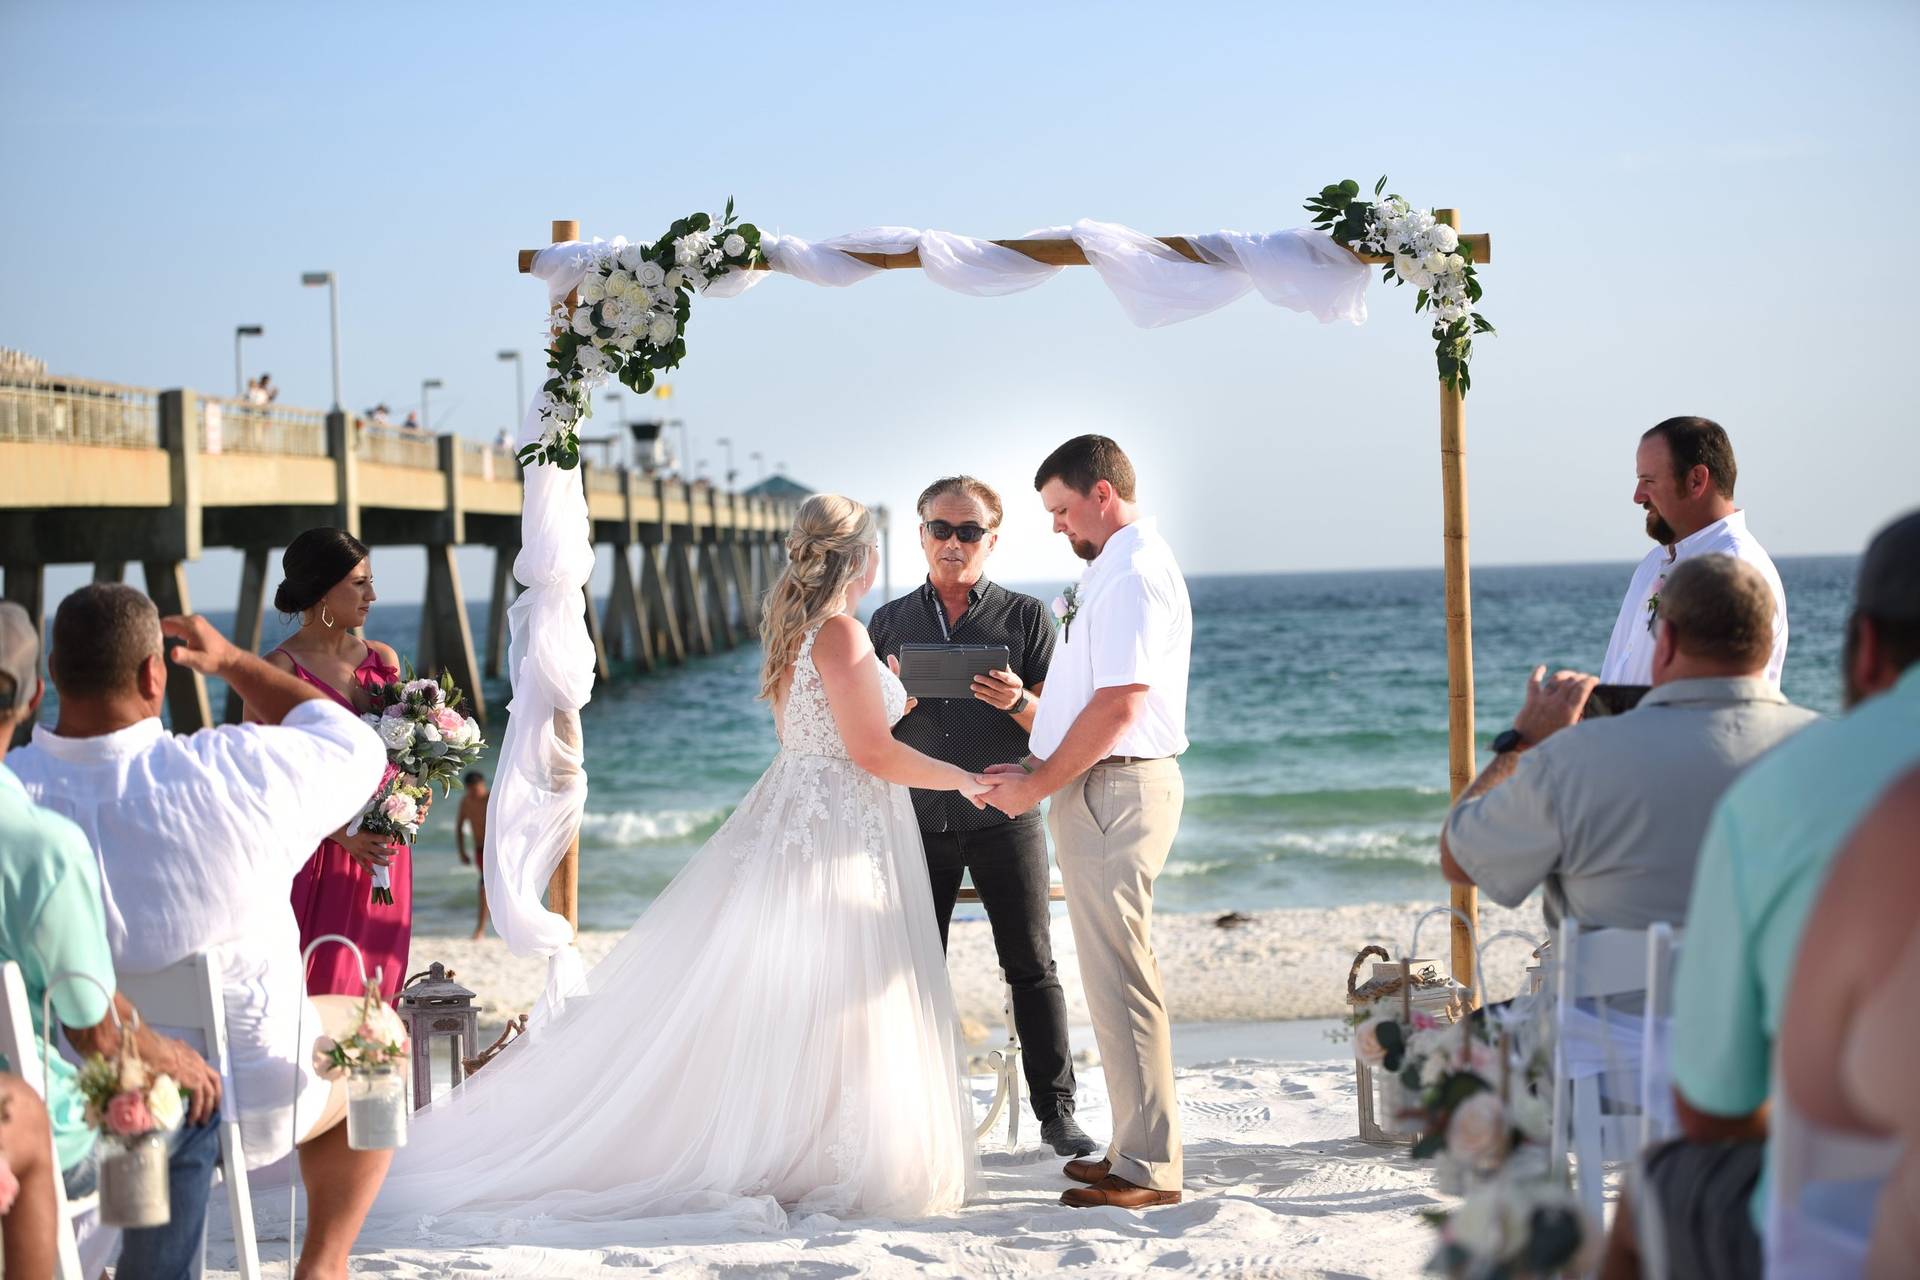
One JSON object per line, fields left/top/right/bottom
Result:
{"left": 488, "top": 219, "right": 1375, "bottom": 1022}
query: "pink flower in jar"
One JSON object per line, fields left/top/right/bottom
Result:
{"left": 105, "top": 1090, "right": 155, "bottom": 1137}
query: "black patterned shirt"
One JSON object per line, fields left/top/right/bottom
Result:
{"left": 868, "top": 578, "right": 1056, "bottom": 833}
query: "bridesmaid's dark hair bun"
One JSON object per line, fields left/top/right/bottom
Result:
{"left": 274, "top": 527, "right": 370, "bottom": 615}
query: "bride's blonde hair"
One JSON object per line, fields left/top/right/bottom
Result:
{"left": 759, "top": 494, "right": 878, "bottom": 701}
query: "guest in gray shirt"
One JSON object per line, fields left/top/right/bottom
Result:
{"left": 1442, "top": 555, "right": 1818, "bottom": 930}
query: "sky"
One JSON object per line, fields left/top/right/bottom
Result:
{"left": 4, "top": 1, "right": 1916, "bottom": 607}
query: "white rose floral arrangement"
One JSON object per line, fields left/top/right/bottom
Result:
{"left": 1424, "top": 1169, "right": 1597, "bottom": 1280}
{"left": 1355, "top": 1007, "right": 1548, "bottom": 1179}
{"left": 351, "top": 667, "right": 488, "bottom": 904}
{"left": 1304, "top": 177, "right": 1494, "bottom": 393}
{"left": 74, "top": 1047, "right": 186, "bottom": 1144}
{"left": 524, "top": 200, "right": 762, "bottom": 468}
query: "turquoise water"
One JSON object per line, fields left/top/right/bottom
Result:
{"left": 215, "top": 556, "right": 1857, "bottom": 934}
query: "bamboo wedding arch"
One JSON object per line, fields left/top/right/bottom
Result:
{"left": 515, "top": 211, "right": 1494, "bottom": 996}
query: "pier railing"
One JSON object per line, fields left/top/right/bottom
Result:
{"left": 1, "top": 371, "right": 823, "bottom": 738}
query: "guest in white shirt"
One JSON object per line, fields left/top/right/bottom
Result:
{"left": 1601, "top": 416, "right": 1787, "bottom": 686}
{"left": 6, "top": 585, "right": 390, "bottom": 1280}
{"left": 985, "top": 435, "right": 1192, "bottom": 1211}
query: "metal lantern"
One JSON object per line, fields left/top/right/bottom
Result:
{"left": 397, "top": 963, "right": 480, "bottom": 1110}
{"left": 1347, "top": 946, "right": 1463, "bottom": 1146}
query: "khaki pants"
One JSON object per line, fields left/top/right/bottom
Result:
{"left": 1047, "top": 756, "right": 1184, "bottom": 1191}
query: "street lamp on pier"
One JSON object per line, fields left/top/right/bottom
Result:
{"left": 715, "top": 436, "right": 736, "bottom": 488}
{"left": 422, "top": 378, "right": 443, "bottom": 431}
{"left": 299, "top": 272, "right": 342, "bottom": 410}
{"left": 234, "top": 325, "right": 263, "bottom": 397}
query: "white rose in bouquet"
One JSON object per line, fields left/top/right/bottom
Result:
{"left": 635, "top": 260, "right": 666, "bottom": 288}
{"left": 580, "top": 276, "right": 606, "bottom": 304}
{"left": 377, "top": 717, "right": 416, "bottom": 753}
{"left": 569, "top": 307, "right": 596, "bottom": 337}
{"left": 616, "top": 244, "right": 645, "bottom": 272}
{"left": 146, "top": 1075, "right": 185, "bottom": 1131}
{"left": 722, "top": 233, "right": 747, "bottom": 258}
{"left": 648, "top": 314, "right": 678, "bottom": 347}
{"left": 605, "top": 270, "right": 632, "bottom": 298}
{"left": 613, "top": 331, "right": 638, "bottom": 352}
{"left": 664, "top": 268, "right": 686, "bottom": 291}
{"left": 449, "top": 717, "right": 482, "bottom": 749}
{"left": 1429, "top": 222, "right": 1459, "bottom": 253}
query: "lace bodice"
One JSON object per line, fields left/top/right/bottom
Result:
{"left": 779, "top": 624, "right": 908, "bottom": 758}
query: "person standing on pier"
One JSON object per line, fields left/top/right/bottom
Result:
{"left": 868, "top": 476, "right": 1095, "bottom": 1160}
{"left": 247, "top": 527, "right": 415, "bottom": 1001}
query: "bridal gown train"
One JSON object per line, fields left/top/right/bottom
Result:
{"left": 371, "top": 627, "right": 976, "bottom": 1240}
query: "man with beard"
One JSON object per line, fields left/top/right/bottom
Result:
{"left": 1600, "top": 416, "right": 1788, "bottom": 686}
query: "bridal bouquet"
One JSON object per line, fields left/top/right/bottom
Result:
{"left": 352, "top": 667, "right": 487, "bottom": 904}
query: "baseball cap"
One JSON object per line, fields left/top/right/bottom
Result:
{"left": 0, "top": 601, "right": 39, "bottom": 711}
{"left": 1857, "top": 510, "right": 1920, "bottom": 624}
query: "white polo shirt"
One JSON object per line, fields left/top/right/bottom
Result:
{"left": 1029, "top": 517, "right": 1192, "bottom": 762}
{"left": 1600, "top": 510, "right": 1788, "bottom": 686}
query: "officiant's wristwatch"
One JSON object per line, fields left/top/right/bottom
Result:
{"left": 1490, "top": 727, "right": 1527, "bottom": 754}
{"left": 1009, "top": 691, "right": 1032, "bottom": 715}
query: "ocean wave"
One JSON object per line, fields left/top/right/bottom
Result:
{"left": 578, "top": 807, "right": 729, "bottom": 845}
{"left": 1183, "top": 786, "right": 1448, "bottom": 825}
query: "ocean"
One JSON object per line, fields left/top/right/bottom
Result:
{"left": 180, "top": 556, "right": 1858, "bottom": 935}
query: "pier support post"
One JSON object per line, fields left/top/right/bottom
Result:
{"left": 421, "top": 543, "right": 486, "bottom": 723}
{"left": 223, "top": 545, "right": 271, "bottom": 723}
{"left": 143, "top": 560, "right": 211, "bottom": 731}
{"left": 326, "top": 410, "right": 361, "bottom": 537}
{"left": 607, "top": 547, "right": 653, "bottom": 672}
{"left": 672, "top": 482, "right": 714, "bottom": 656}
{"left": 92, "top": 561, "right": 126, "bottom": 583}
{"left": 484, "top": 545, "right": 516, "bottom": 679}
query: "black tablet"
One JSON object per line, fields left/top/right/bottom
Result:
{"left": 896, "top": 643, "right": 1012, "bottom": 700}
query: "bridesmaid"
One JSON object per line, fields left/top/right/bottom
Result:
{"left": 249, "top": 527, "right": 417, "bottom": 1001}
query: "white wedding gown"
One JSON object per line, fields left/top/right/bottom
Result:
{"left": 368, "top": 626, "right": 976, "bottom": 1242}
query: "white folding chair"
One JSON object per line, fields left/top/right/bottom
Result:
{"left": 1549, "top": 919, "right": 1654, "bottom": 1235}
{"left": 118, "top": 953, "right": 263, "bottom": 1280}
{"left": 1638, "top": 923, "right": 1682, "bottom": 1152}
{"left": 1, "top": 959, "right": 95, "bottom": 1280}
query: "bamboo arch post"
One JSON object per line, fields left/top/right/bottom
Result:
{"left": 544, "top": 217, "right": 583, "bottom": 931}
{"left": 514, "top": 209, "right": 1493, "bottom": 969}
{"left": 1435, "top": 207, "right": 1478, "bottom": 1003}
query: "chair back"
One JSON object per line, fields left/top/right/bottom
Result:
{"left": 1764, "top": 1069, "right": 1899, "bottom": 1279}
{"left": 1639, "top": 922, "right": 1682, "bottom": 1149}
{"left": 1, "top": 960, "right": 92, "bottom": 1280}
{"left": 116, "top": 953, "right": 264, "bottom": 1280}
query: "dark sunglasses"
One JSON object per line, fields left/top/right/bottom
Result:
{"left": 922, "top": 520, "right": 992, "bottom": 544}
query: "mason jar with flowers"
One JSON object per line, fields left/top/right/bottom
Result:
{"left": 74, "top": 1044, "right": 188, "bottom": 1226}
{"left": 313, "top": 979, "right": 412, "bottom": 1150}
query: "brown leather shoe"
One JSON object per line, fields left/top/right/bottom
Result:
{"left": 1063, "top": 1157, "right": 1110, "bottom": 1185}
{"left": 1060, "top": 1174, "right": 1182, "bottom": 1209}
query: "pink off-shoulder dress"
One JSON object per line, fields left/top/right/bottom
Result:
{"left": 277, "top": 645, "right": 412, "bottom": 1001}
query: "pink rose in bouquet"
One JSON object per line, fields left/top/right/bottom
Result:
{"left": 106, "top": 1090, "right": 155, "bottom": 1137}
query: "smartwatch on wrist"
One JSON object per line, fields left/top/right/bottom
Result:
{"left": 1490, "top": 727, "right": 1528, "bottom": 755}
{"left": 1009, "top": 691, "right": 1032, "bottom": 715}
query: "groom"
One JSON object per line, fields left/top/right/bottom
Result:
{"left": 986, "top": 434, "right": 1192, "bottom": 1209}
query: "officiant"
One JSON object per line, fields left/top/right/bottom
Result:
{"left": 868, "top": 475, "right": 1095, "bottom": 1158}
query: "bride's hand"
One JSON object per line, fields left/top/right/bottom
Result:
{"left": 956, "top": 770, "right": 1009, "bottom": 808}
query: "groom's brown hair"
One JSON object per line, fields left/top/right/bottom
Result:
{"left": 1034, "top": 435, "right": 1136, "bottom": 501}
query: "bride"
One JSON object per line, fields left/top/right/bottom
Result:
{"left": 373, "top": 495, "right": 999, "bottom": 1235}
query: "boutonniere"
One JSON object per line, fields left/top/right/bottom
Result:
{"left": 1644, "top": 573, "right": 1666, "bottom": 635}
{"left": 1050, "top": 584, "right": 1082, "bottom": 643}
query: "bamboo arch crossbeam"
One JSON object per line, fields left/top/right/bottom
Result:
{"left": 515, "top": 213, "right": 1489, "bottom": 998}
{"left": 517, "top": 229, "right": 1491, "bottom": 275}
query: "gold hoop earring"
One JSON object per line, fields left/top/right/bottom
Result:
{"left": 320, "top": 604, "right": 335, "bottom": 629}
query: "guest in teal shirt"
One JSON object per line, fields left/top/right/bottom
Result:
{"left": 1609, "top": 510, "right": 1920, "bottom": 1280}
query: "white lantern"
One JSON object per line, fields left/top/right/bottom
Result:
{"left": 1347, "top": 946, "right": 1462, "bottom": 1147}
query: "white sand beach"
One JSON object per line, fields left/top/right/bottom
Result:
{"left": 413, "top": 898, "right": 1546, "bottom": 1044}
{"left": 211, "top": 1052, "right": 1453, "bottom": 1278}
{"left": 193, "top": 899, "right": 1535, "bottom": 1277}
